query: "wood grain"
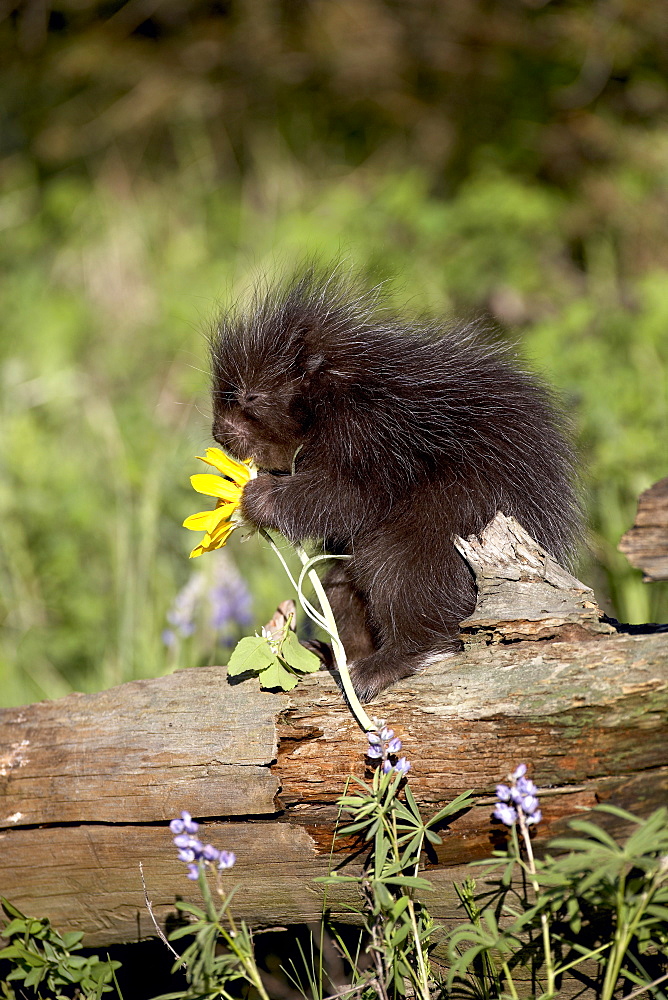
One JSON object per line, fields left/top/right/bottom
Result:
{"left": 0, "top": 669, "right": 283, "bottom": 827}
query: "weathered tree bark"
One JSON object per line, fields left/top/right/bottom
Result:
{"left": 619, "top": 476, "right": 668, "bottom": 582}
{"left": 1, "top": 514, "right": 667, "bottom": 992}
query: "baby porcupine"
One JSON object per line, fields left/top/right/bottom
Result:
{"left": 210, "top": 269, "right": 581, "bottom": 701}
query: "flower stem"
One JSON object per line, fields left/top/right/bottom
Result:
{"left": 518, "top": 811, "right": 555, "bottom": 997}
{"left": 501, "top": 960, "right": 520, "bottom": 1000}
{"left": 258, "top": 529, "right": 326, "bottom": 628}
{"left": 257, "top": 528, "right": 375, "bottom": 731}
{"left": 293, "top": 544, "right": 375, "bottom": 733}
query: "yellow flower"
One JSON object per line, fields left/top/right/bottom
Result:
{"left": 183, "top": 448, "right": 257, "bottom": 558}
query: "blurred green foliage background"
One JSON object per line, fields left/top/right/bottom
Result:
{"left": 1, "top": 0, "right": 667, "bottom": 707}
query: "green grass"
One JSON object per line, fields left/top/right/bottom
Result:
{"left": 0, "top": 160, "right": 666, "bottom": 707}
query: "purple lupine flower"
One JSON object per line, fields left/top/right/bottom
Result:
{"left": 494, "top": 802, "right": 518, "bottom": 826}
{"left": 170, "top": 813, "right": 236, "bottom": 880}
{"left": 495, "top": 784, "right": 512, "bottom": 802}
{"left": 208, "top": 553, "right": 253, "bottom": 642}
{"left": 516, "top": 776, "right": 537, "bottom": 797}
{"left": 365, "top": 725, "right": 411, "bottom": 775}
{"left": 162, "top": 629, "right": 177, "bottom": 648}
{"left": 173, "top": 833, "right": 195, "bottom": 849}
{"left": 522, "top": 795, "right": 540, "bottom": 816}
{"left": 166, "top": 574, "right": 205, "bottom": 639}
{"left": 492, "top": 765, "right": 542, "bottom": 830}
{"left": 163, "top": 551, "right": 253, "bottom": 651}
{"left": 210, "top": 575, "right": 253, "bottom": 632}
{"left": 173, "top": 811, "right": 199, "bottom": 834}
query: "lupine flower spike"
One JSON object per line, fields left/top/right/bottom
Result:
{"left": 493, "top": 763, "right": 542, "bottom": 828}
{"left": 366, "top": 724, "right": 411, "bottom": 775}
{"left": 170, "top": 811, "right": 236, "bottom": 880}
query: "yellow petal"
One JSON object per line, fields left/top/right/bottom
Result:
{"left": 189, "top": 518, "right": 237, "bottom": 557}
{"left": 190, "top": 473, "right": 243, "bottom": 502}
{"left": 196, "top": 448, "right": 253, "bottom": 485}
{"left": 208, "top": 518, "right": 237, "bottom": 545}
{"left": 182, "top": 506, "right": 235, "bottom": 532}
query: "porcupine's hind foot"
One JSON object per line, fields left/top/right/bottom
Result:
{"left": 348, "top": 643, "right": 460, "bottom": 703}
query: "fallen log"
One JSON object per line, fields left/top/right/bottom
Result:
{"left": 1, "top": 513, "right": 667, "bottom": 974}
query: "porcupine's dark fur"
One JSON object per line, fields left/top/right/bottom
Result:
{"left": 210, "top": 268, "right": 582, "bottom": 701}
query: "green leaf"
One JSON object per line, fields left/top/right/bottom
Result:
{"left": 1, "top": 899, "right": 25, "bottom": 920}
{"left": 372, "top": 881, "right": 394, "bottom": 909}
{"left": 173, "top": 901, "right": 206, "bottom": 919}
{"left": 168, "top": 922, "right": 205, "bottom": 941}
{"left": 226, "top": 635, "right": 277, "bottom": 676}
{"left": 0, "top": 919, "right": 27, "bottom": 938}
{"left": 390, "top": 896, "right": 411, "bottom": 919}
{"left": 383, "top": 875, "right": 433, "bottom": 891}
{"left": 565, "top": 819, "right": 622, "bottom": 849}
{"left": 280, "top": 630, "right": 321, "bottom": 673}
{"left": 23, "top": 967, "right": 43, "bottom": 989}
{"left": 426, "top": 790, "right": 475, "bottom": 827}
{"left": 258, "top": 658, "right": 299, "bottom": 691}
{"left": 374, "top": 825, "right": 389, "bottom": 878}
{"left": 388, "top": 922, "right": 411, "bottom": 947}
{"left": 403, "top": 783, "right": 423, "bottom": 822}
{"left": 60, "top": 931, "right": 84, "bottom": 949}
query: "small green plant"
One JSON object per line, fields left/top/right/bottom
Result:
{"left": 226, "top": 616, "right": 321, "bottom": 691}
{"left": 0, "top": 897, "right": 121, "bottom": 999}
{"left": 447, "top": 777, "right": 668, "bottom": 1000}
{"left": 153, "top": 812, "right": 269, "bottom": 1000}
{"left": 321, "top": 734, "right": 473, "bottom": 999}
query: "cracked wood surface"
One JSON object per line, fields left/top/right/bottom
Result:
{"left": 0, "top": 669, "right": 284, "bottom": 826}
{"left": 1, "top": 514, "right": 667, "bottom": 949}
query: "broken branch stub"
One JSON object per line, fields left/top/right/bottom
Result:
{"left": 454, "top": 512, "right": 615, "bottom": 644}
{"left": 619, "top": 476, "right": 668, "bottom": 582}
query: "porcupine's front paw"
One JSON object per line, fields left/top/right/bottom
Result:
{"left": 240, "top": 472, "right": 281, "bottom": 528}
